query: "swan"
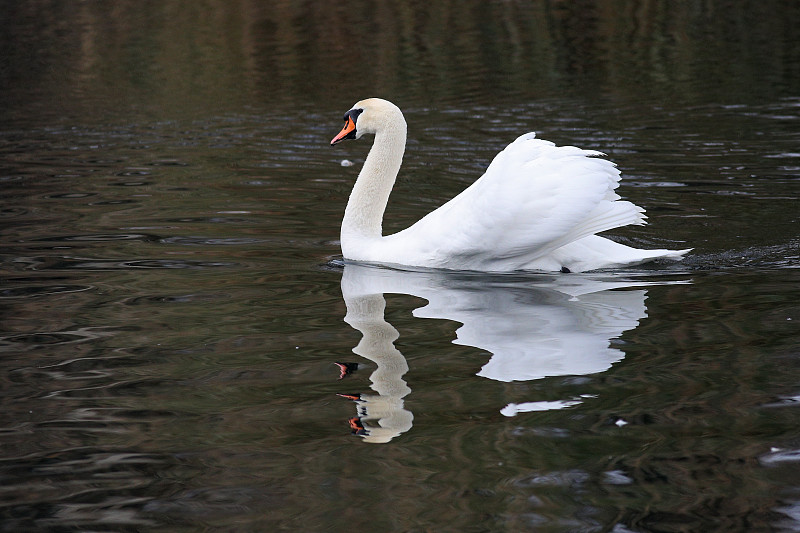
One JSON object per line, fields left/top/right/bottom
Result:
{"left": 331, "top": 98, "right": 690, "bottom": 272}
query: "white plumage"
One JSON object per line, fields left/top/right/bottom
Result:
{"left": 331, "top": 98, "right": 690, "bottom": 272}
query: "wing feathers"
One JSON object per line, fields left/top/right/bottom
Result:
{"left": 390, "top": 133, "right": 661, "bottom": 269}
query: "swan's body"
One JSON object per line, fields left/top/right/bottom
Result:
{"left": 331, "top": 98, "right": 690, "bottom": 273}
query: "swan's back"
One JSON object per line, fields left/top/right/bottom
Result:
{"left": 379, "top": 133, "right": 658, "bottom": 271}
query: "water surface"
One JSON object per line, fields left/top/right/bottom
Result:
{"left": 1, "top": 1, "right": 799, "bottom": 531}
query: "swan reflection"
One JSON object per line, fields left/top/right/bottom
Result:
{"left": 338, "top": 289, "right": 413, "bottom": 444}
{"left": 338, "top": 262, "right": 679, "bottom": 443}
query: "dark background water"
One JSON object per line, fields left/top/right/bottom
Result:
{"left": 1, "top": 1, "right": 799, "bottom": 531}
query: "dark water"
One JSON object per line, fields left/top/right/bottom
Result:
{"left": 1, "top": 1, "right": 799, "bottom": 531}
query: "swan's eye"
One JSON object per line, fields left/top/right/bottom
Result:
{"left": 347, "top": 108, "right": 364, "bottom": 123}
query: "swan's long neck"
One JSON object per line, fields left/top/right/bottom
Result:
{"left": 341, "top": 116, "right": 407, "bottom": 243}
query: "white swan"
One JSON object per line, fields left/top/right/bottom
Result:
{"left": 331, "top": 98, "right": 690, "bottom": 273}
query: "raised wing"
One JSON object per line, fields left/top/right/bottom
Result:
{"left": 384, "top": 133, "right": 645, "bottom": 270}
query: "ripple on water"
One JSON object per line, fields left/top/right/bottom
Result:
{"left": 160, "top": 216, "right": 255, "bottom": 224}
{"left": 0, "top": 284, "right": 93, "bottom": 298}
{"left": 680, "top": 240, "right": 800, "bottom": 271}
{"left": 0, "top": 327, "right": 115, "bottom": 352}
{"left": 44, "top": 192, "right": 96, "bottom": 199}
{"left": 121, "top": 293, "right": 231, "bottom": 305}
{"left": 0, "top": 206, "right": 29, "bottom": 217}
{"left": 29, "top": 233, "right": 161, "bottom": 243}
{"left": 0, "top": 447, "right": 168, "bottom": 530}
{"left": 11, "top": 257, "right": 238, "bottom": 271}
{"left": 159, "top": 236, "right": 266, "bottom": 246}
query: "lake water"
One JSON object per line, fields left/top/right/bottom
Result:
{"left": 1, "top": 1, "right": 799, "bottom": 531}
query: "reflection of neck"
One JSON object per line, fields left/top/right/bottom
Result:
{"left": 343, "top": 292, "right": 412, "bottom": 444}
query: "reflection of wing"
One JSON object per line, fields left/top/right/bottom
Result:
{"left": 342, "top": 262, "right": 652, "bottom": 382}
{"left": 468, "top": 289, "right": 645, "bottom": 382}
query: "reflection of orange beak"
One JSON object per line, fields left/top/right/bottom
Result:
{"left": 331, "top": 116, "right": 357, "bottom": 145}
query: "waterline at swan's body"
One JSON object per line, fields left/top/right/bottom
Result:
{"left": 331, "top": 98, "right": 690, "bottom": 273}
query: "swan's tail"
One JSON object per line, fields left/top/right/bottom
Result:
{"left": 533, "top": 200, "right": 646, "bottom": 260}
{"left": 548, "top": 235, "right": 692, "bottom": 272}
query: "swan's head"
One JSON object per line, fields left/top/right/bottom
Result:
{"left": 331, "top": 98, "right": 405, "bottom": 146}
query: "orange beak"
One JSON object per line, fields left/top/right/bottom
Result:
{"left": 331, "top": 116, "right": 357, "bottom": 146}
